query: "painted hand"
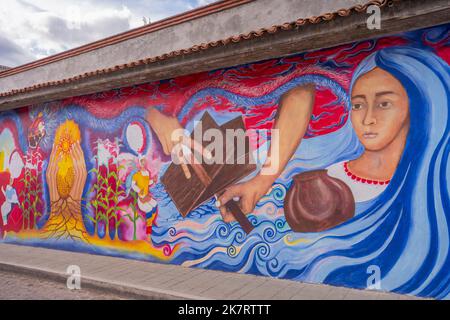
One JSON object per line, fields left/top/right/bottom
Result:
{"left": 146, "top": 108, "right": 211, "bottom": 179}
{"left": 216, "top": 175, "right": 275, "bottom": 223}
{"left": 43, "top": 141, "right": 88, "bottom": 241}
{"left": 68, "top": 142, "right": 87, "bottom": 203}
{"left": 45, "top": 146, "right": 60, "bottom": 204}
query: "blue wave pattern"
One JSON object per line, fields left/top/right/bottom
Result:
{"left": 152, "top": 183, "right": 294, "bottom": 275}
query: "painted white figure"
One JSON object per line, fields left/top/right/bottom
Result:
{"left": 1, "top": 185, "right": 19, "bottom": 226}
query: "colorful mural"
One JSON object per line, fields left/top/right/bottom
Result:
{"left": 0, "top": 24, "right": 449, "bottom": 299}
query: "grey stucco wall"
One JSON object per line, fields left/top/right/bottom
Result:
{"left": 0, "top": 0, "right": 368, "bottom": 93}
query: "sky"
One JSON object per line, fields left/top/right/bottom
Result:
{"left": 0, "top": 0, "right": 217, "bottom": 67}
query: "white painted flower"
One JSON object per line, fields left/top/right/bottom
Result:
{"left": 97, "top": 143, "right": 112, "bottom": 167}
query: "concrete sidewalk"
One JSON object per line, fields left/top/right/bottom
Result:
{"left": 0, "top": 243, "right": 420, "bottom": 300}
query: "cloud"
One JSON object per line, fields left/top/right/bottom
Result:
{"left": 0, "top": 34, "right": 35, "bottom": 66}
{"left": 0, "top": 0, "right": 217, "bottom": 67}
{"left": 16, "top": 0, "right": 46, "bottom": 12}
{"left": 22, "top": 6, "right": 133, "bottom": 49}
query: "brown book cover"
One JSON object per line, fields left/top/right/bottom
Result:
{"left": 161, "top": 111, "right": 256, "bottom": 219}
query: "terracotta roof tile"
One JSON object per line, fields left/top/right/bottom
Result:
{"left": 0, "top": 0, "right": 394, "bottom": 99}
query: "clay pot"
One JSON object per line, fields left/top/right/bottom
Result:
{"left": 284, "top": 170, "right": 355, "bottom": 233}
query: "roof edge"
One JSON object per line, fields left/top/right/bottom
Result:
{"left": 0, "top": 0, "right": 254, "bottom": 79}
{"left": 0, "top": 0, "right": 396, "bottom": 99}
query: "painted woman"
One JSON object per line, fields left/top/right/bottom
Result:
{"left": 214, "top": 46, "right": 450, "bottom": 297}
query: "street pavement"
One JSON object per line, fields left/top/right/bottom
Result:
{"left": 0, "top": 269, "right": 131, "bottom": 300}
{"left": 0, "top": 243, "right": 422, "bottom": 300}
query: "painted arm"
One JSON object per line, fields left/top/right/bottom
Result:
{"left": 145, "top": 108, "right": 211, "bottom": 179}
{"left": 218, "top": 84, "right": 316, "bottom": 222}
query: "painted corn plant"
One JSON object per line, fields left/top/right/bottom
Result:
{"left": 122, "top": 188, "right": 144, "bottom": 241}
{"left": 86, "top": 138, "right": 126, "bottom": 240}
{"left": 19, "top": 151, "right": 44, "bottom": 230}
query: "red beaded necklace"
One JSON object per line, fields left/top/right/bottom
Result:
{"left": 343, "top": 162, "right": 390, "bottom": 186}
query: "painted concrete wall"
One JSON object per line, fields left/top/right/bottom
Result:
{"left": 0, "top": 0, "right": 368, "bottom": 92}
{"left": 0, "top": 23, "right": 449, "bottom": 299}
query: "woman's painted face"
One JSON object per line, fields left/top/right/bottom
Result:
{"left": 351, "top": 67, "right": 410, "bottom": 151}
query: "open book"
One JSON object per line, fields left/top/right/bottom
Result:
{"left": 161, "top": 111, "right": 256, "bottom": 233}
